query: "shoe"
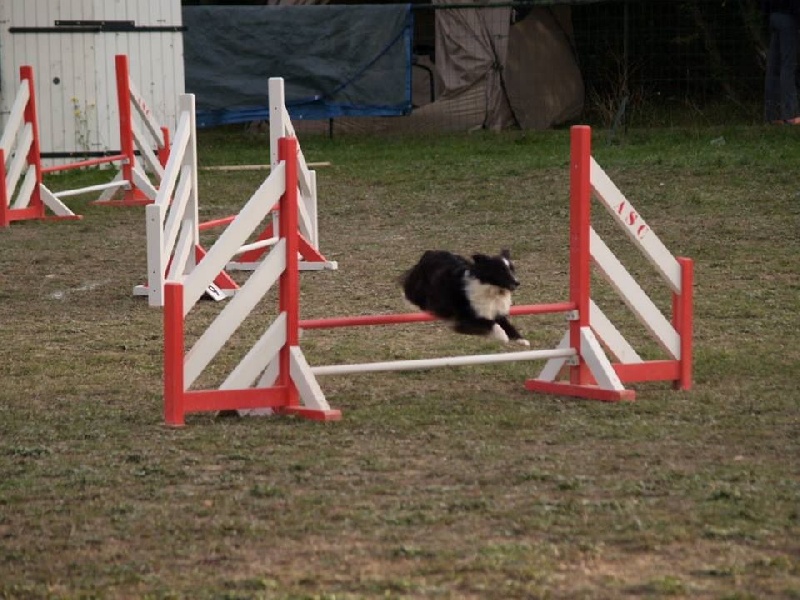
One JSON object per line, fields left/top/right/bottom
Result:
{"left": 771, "top": 117, "right": 800, "bottom": 125}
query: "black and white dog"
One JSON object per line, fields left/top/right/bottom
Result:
{"left": 400, "top": 249, "right": 529, "bottom": 346}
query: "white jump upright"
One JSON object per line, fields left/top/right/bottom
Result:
{"left": 227, "top": 77, "right": 337, "bottom": 272}
{"left": 138, "top": 78, "right": 336, "bottom": 306}
{"left": 0, "top": 55, "right": 169, "bottom": 226}
{"left": 162, "top": 136, "right": 341, "bottom": 426}
{"left": 0, "top": 66, "right": 80, "bottom": 227}
{"left": 136, "top": 94, "right": 237, "bottom": 307}
{"left": 160, "top": 125, "right": 693, "bottom": 426}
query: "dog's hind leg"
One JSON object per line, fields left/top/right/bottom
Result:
{"left": 495, "top": 316, "right": 530, "bottom": 346}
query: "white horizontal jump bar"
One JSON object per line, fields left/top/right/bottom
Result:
{"left": 311, "top": 347, "right": 576, "bottom": 376}
{"left": 54, "top": 180, "right": 128, "bottom": 198}
{"left": 234, "top": 236, "right": 279, "bottom": 257}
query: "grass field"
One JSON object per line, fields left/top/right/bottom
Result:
{"left": 1, "top": 124, "right": 799, "bottom": 599}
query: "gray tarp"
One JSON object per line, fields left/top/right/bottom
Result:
{"left": 404, "top": 1, "right": 584, "bottom": 131}
{"left": 183, "top": 4, "right": 412, "bottom": 126}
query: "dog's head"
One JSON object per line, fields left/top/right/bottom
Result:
{"left": 471, "top": 249, "right": 520, "bottom": 291}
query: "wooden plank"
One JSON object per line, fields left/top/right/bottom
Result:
{"left": 591, "top": 157, "right": 682, "bottom": 292}
{"left": 589, "top": 300, "right": 642, "bottom": 364}
{"left": 184, "top": 240, "right": 287, "bottom": 388}
{"left": 199, "top": 162, "right": 332, "bottom": 172}
{"left": 220, "top": 313, "right": 287, "bottom": 390}
{"left": 0, "top": 79, "right": 30, "bottom": 157}
{"left": 591, "top": 228, "right": 680, "bottom": 359}
{"left": 311, "top": 347, "right": 576, "bottom": 376}
{"left": 182, "top": 163, "right": 285, "bottom": 313}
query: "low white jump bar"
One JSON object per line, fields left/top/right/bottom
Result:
{"left": 311, "top": 348, "right": 576, "bottom": 376}
{"left": 234, "top": 236, "right": 279, "bottom": 257}
{"left": 53, "top": 180, "right": 128, "bottom": 199}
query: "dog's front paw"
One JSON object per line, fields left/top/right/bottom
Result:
{"left": 490, "top": 323, "right": 510, "bottom": 343}
{"left": 513, "top": 338, "right": 531, "bottom": 347}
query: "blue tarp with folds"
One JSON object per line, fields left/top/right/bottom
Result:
{"left": 182, "top": 4, "right": 413, "bottom": 128}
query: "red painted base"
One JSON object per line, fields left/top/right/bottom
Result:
{"left": 279, "top": 406, "right": 343, "bottom": 421}
{"left": 525, "top": 379, "right": 636, "bottom": 402}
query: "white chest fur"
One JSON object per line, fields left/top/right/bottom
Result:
{"left": 465, "top": 278, "right": 512, "bottom": 320}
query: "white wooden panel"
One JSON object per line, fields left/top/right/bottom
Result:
{"left": 166, "top": 221, "right": 194, "bottom": 283}
{"left": 535, "top": 331, "right": 570, "bottom": 382}
{"left": 5, "top": 124, "right": 33, "bottom": 196}
{"left": 157, "top": 113, "right": 191, "bottom": 203}
{"left": 39, "top": 184, "right": 77, "bottom": 217}
{"left": 11, "top": 166, "right": 37, "bottom": 210}
{"left": 591, "top": 157, "right": 682, "bottom": 293}
{"left": 163, "top": 167, "right": 194, "bottom": 258}
{"left": 0, "top": 80, "right": 30, "bottom": 157}
{"left": 291, "top": 347, "right": 335, "bottom": 411}
{"left": 220, "top": 313, "right": 287, "bottom": 390}
{"left": 130, "top": 165, "right": 157, "bottom": 200}
{"left": 183, "top": 165, "right": 286, "bottom": 313}
{"left": 589, "top": 300, "right": 643, "bottom": 364}
{"left": 580, "top": 327, "right": 626, "bottom": 391}
{"left": 591, "top": 228, "right": 680, "bottom": 359}
{"left": 184, "top": 242, "right": 287, "bottom": 388}
{"left": 145, "top": 203, "right": 167, "bottom": 306}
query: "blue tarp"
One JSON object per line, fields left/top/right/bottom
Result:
{"left": 183, "top": 4, "right": 413, "bottom": 127}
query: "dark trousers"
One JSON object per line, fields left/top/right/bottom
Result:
{"left": 764, "top": 11, "right": 799, "bottom": 122}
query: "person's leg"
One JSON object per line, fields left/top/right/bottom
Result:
{"left": 764, "top": 14, "right": 782, "bottom": 122}
{"left": 774, "top": 12, "right": 799, "bottom": 121}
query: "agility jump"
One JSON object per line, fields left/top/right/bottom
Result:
{"left": 136, "top": 78, "right": 336, "bottom": 307}
{"left": 159, "top": 125, "right": 694, "bottom": 426}
{"left": 227, "top": 77, "right": 337, "bottom": 273}
{"left": 0, "top": 55, "right": 169, "bottom": 227}
{"left": 136, "top": 94, "right": 238, "bottom": 306}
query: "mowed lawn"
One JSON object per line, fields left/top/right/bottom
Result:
{"left": 1, "top": 124, "right": 798, "bottom": 599}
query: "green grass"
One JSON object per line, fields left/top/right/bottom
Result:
{"left": 1, "top": 124, "right": 799, "bottom": 599}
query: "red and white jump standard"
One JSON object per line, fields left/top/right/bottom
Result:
{"left": 163, "top": 136, "right": 341, "bottom": 426}
{"left": 0, "top": 55, "right": 169, "bottom": 226}
{"left": 138, "top": 78, "right": 336, "bottom": 308}
{"left": 160, "top": 126, "right": 693, "bottom": 426}
{"left": 0, "top": 66, "right": 79, "bottom": 226}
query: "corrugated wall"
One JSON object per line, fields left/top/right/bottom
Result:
{"left": 0, "top": 0, "right": 184, "bottom": 159}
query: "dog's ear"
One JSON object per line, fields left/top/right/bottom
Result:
{"left": 472, "top": 253, "right": 489, "bottom": 264}
{"left": 500, "top": 249, "right": 511, "bottom": 260}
